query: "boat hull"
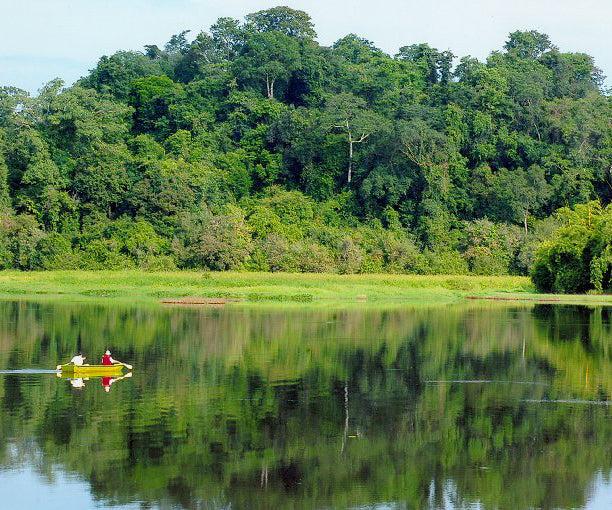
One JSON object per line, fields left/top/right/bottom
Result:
{"left": 60, "top": 364, "right": 124, "bottom": 376}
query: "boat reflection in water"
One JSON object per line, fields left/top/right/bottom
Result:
{"left": 57, "top": 371, "right": 133, "bottom": 392}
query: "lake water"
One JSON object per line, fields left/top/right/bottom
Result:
{"left": 2, "top": 300, "right": 612, "bottom": 509}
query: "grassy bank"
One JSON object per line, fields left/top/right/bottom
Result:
{"left": 0, "top": 270, "right": 535, "bottom": 305}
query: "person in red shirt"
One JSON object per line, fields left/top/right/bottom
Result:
{"left": 102, "top": 350, "right": 116, "bottom": 366}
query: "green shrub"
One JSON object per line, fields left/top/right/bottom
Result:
{"left": 182, "top": 206, "right": 252, "bottom": 270}
{"left": 338, "top": 238, "right": 365, "bottom": 274}
{"left": 0, "top": 214, "right": 46, "bottom": 269}
{"left": 259, "top": 234, "right": 297, "bottom": 272}
{"left": 463, "top": 219, "right": 521, "bottom": 275}
{"left": 514, "top": 216, "right": 562, "bottom": 274}
{"left": 77, "top": 240, "right": 135, "bottom": 270}
{"left": 423, "top": 250, "right": 469, "bottom": 275}
{"left": 466, "top": 246, "right": 508, "bottom": 275}
{"left": 245, "top": 247, "right": 270, "bottom": 272}
{"left": 358, "top": 253, "right": 385, "bottom": 273}
{"left": 247, "top": 205, "right": 291, "bottom": 239}
{"left": 531, "top": 202, "right": 599, "bottom": 293}
{"left": 140, "top": 254, "right": 177, "bottom": 271}
{"left": 31, "top": 233, "right": 77, "bottom": 270}
{"left": 261, "top": 188, "right": 315, "bottom": 231}
{"left": 293, "top": 242, "right": 335, "bottom": 273}
{"left": 383, "top": 237, "right": 428, "bottom": 274}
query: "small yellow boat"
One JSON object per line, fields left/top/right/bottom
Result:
{"left": 59, "top": 364, "right": 124, "bottom": 376}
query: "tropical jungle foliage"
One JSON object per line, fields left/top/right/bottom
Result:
{"left": 533, "top": 201, "right": 612, "bottom": 293}
{"left": 1, "top": 7, "right": 611, "bottom": 283}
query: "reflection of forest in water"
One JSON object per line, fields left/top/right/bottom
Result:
{"left": 2, "top": 301, "right": 612, "bottom": 509}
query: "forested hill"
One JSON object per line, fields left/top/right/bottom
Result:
{"left": 0, "top": 6, "right": 610, "bottom": 277}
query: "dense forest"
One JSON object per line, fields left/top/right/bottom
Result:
{"left": 1, "top": 6, "right": 611, "bottom": 281}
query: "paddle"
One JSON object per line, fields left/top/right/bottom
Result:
{"left": 55, "top": 362, "right": 79, "bottom": 370}
{"left": 56, "top": 362, "right": 78, "bottom": 370}
{"left": 114, "top": 372, "right": 132, "bottom": 381}
{"left": 55, "top": 362, "right": 85, "bottom": 370}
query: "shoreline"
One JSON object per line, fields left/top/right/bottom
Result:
{"left": 0, "top": 270, "right": 612, "bottom": 308}
{"left": 0, "top": 270, "right": 528, "bottom": 305}
{"left": 1, "top": 270, "right": 609, "bottom": 307}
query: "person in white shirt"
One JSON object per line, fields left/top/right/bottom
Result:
{"left": 70, "top": 353, "right": 86, "bottom": 366}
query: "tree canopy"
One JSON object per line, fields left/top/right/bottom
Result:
{"left": 1, "top": 7, "right": 611, "bottom": 287}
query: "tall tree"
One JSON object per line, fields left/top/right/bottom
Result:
{"left": 0, "top": 145, "right": 11, "bottom": 212}
{"left": 79, "top": 51, "right": 164, "bottom": 100}
{"left": 245, "top": 6, "right": 316, "bottom": 40}
{"left": 396, "top": 43, "right": 454, "bottom": 85}
{"left": 504, "top": 30, "right": 556, "bottom": 59}
{"left": 210, "top": 17, "right": 244, "bottom": 63}
{"left": 233, "top": 32, "right": 300, "bottom": 99}
{"left": 493, "top": 165, "right": 551, "bottom": 232}
{"left": 323, "top": 93, "right": 381, "bottom": 183}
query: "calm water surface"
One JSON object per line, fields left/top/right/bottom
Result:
{"left": 2, "top": 300, "right": 612, "bottom": 509}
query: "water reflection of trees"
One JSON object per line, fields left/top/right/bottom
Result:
{"left": 1, "top": 301, "right": 612, "bottom": 508}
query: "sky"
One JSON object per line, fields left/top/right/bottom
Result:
{"left": 1, "top": 0, "right": 611, "bottom": 95}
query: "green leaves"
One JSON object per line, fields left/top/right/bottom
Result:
{"left": 180, "top": 205, "right": 252, "bottom": 270}
{"left": 2, "top": 9, "right": 612, "bottom": 279}
{"left": 504, "top": 31, "right": 556, "bottom": 60}
{"left": 0, "top": 151, "right": 10, "bottom": 213}
{"left": 130, "top": 75, "right": 186, "bottom": 136}
{"left": 245, "top": 6, "right": 316, "bottom": 40}
{"left": 80, "top": 51, "right": 165, "bottom": 101}
{"left": 234, "top": 31, "right": 301, "bottom": 99}
{"left": 323, "top": 93, "right": 385, "bottom": 183}
{"left": 531, "top": 201, "right": 609, "bottom": 292}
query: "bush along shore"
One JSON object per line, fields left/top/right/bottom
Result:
{"left": 1, "top": 7, "right": 612, "bottom": 293}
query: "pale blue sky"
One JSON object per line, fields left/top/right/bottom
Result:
{"left": 1, "top": 0, "right": 611, "bottom": 94}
